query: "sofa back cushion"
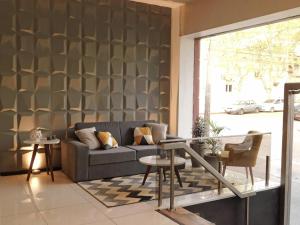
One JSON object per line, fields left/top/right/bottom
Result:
{"left": 66, "top": 127, "right": 78, "bottom": 140}
{"left": 119, "top": 120, "right": 155, "bottom": 146}
{"left": 75, "top": 127, "right": 100, "bottom": 150}
{"left": 145, "top": 123, "right": 168, "bottom": 144}
{"left": 75, "top": 122, "right": 122, "bottom": 145}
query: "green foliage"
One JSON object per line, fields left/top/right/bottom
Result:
{"left": 208, "top": 120, "right": 224, "bottom": 136}
{"left": 202, "top": 17, "right": 300, "bottom": 95}
{"left": 206, "top": 120, "right": 224, "bottom": 156}
{"left": 192, "top": 116, "right": 207, "bottom": 139}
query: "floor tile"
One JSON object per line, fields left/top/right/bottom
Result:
{"left": 0, "top": 212, "right": 46, "bottom": 225}
{"left": 112, "top": 211, "right": 178, "bottom": 225}
{"left": 24, "top": 173, "right": 74, "bottom": 196}
{"left": 0, "top": 196, "right": 37, "bottom": 217}
{"left": 31, "top": 186, "right": 87, "bottom": 210}
{"left": 0, "top": 183, "right": 28, "bottom": 200}
{"left": 97, "top": 202, "right": 154, "bottom": 219}
{"left": 84, "top": 220, "right": 116, "bottom": 225}
{"left": 22, "top": 173, "right": 87, "bottom": 210}
{"left": 40, "top": 203, "right": 111, "bottom": 225}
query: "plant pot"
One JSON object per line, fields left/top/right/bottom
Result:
{"left": 190, "top": 141, "right": 206, "bottom": 167}
{"left": 204, "top": 153, "right": 219, "bottom": 171}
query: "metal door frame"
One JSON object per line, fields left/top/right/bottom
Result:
{"left": 280, "top": 83, "right": 300, "bottom": 225}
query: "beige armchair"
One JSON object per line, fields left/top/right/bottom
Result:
{"left": 221, "top": 131, "right": 263, "bottom": 185}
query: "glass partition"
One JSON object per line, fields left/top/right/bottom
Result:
{"left": 180, "top": 132, "right": 273, "bottom": 195}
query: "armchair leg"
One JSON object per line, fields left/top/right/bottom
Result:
{"left": 163, "top": 168, "right": 167, "bottom": 181}
{"left": 245, "top": 167, "right": 249, "bottom": 179}
{"left": 249, "top": 167, "right": 254, "bottom": 185}
{"left": 222, "top": 165, "right": 227, "bottom": 176}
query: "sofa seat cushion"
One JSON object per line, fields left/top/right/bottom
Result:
{"left": 127, "top": 145, "right": 158, "bottom": 159}
{"left": 89, "top": 147, "right": 136, "bottom": 166}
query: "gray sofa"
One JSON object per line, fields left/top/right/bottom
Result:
{"left": 61, "top": 120, "right": 185, "bottom": 182}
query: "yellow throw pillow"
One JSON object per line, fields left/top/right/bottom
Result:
{"left": 133, "top": 127, "right": 154, "bottom": 145}
{"left": 95, "top": 131, "right": 118, "bottom": 150}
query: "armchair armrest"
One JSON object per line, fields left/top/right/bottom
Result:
{"left": 61, "top": 139, "right": 90, "bottom": 182}
{"left": 224, "top": 143, "right": 249, "bottom": 151}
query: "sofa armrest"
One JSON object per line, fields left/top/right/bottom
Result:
{"left": 159, "top": 135, "right": 186, "bottom": 160}
{"left": 61, "top": 139, "right": 89, "bottom": 182}
{"left": 166, "top": 134, "right": 186, "bottom": 142}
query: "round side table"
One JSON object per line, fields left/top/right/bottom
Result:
{"left": 139, "top": 155, "right": 185, "bottom": 207}
{"left": 24, "top": 139, "right": 60, "bottom": 182}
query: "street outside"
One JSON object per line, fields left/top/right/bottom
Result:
{"left": 211, "top": 112, "right": 300, "bottom": 177}
{"left": 210, "top": 112, "right": 300, "bottom": 224}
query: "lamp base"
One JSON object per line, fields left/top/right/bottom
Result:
{"left": 32, "top": 169, "right": 41, "bottom": 175}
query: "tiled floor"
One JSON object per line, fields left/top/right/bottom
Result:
{"left": 0, "top": 170, "right": 280, "bottom": 225}
{"left": 0, "top": 171, "right": 177, "bottom": 225}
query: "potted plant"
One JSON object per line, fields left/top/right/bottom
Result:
{"left": 190, "top": 116, "right": 207, "bottom": 167}
{"left": 204, "top": 120, "right": 224, "bottom": 170}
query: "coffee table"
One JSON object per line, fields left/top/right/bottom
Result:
{"left": 24, "top": 139, "right": 60, "bottom": 182}
{"left": 139, "top": 155, "right": 185, "bottom": 206}
{"left": 139, "top": 155, "right": 185, "bottom": 187}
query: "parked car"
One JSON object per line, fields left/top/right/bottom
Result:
{"left": 224, "top": 100, "right": 261, "bottom": 115}
{"left": 260, "top": 99, "right": 284, "bottom": 112}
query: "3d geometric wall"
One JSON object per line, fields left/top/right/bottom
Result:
{"left": 0, "top": 0, "right": 171, "bottom": 172}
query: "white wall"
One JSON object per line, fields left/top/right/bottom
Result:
{"left": 178, "top": 37, "right": 194, "bottom": 138}
{"left": 181, "top": 0, "right": 300, "bottom": 35}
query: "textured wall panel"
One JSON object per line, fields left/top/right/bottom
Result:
{"left": 0, "top": 0, "right": 171, "bottom": 173}
{"left": 0, "top": 111, "right": 17, "bottom": 131}
{"left": 18, "top": 112, "right": 35, "bottom": 132}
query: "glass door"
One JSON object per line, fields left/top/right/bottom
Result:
{"left": 282, "top": 85, "right": 300, "bottom": 225}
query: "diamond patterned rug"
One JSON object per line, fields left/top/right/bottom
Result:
{"left": 78, "top": 168, "right": 246, "bottom": 207}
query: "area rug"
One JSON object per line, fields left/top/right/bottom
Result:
{"left": 78, "top": 168, "right": 247, "bottom": 207}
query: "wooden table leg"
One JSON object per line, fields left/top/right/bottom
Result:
{"left": 158, "top": 167, "right": 163, "bottom": 207}
{"left": 45, "top": 146, "right": 49, "bottom": 175}
{"left": 27, "top": 144, "right": 38, "bottom": 181}
{"left": 142, "top": 165, "right": 152, "bottom": 185}
{"left": 45, "top": 144, "right": 54, "bottom": 182}
{"left": 175, "top": 167, "right": 183, "bottom": 187}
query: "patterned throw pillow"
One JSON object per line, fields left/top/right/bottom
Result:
{"left": 95, "top": 131, "right": 118, "bottom": 150}
{"left": 133, "top": 127, "right": 155, "bottom": 145}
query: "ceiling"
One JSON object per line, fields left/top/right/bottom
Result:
{"left": 131, "top": 0, "right": 191, "bottom": 8}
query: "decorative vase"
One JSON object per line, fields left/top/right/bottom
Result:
{"left": 204, "top": 153, "right": 219, "bottom": 171}
{"left": 190, "top": 141, "right": 206, "bottom": 167}
{"left": 30, "top": 129, "right": 43, "bottom": 141}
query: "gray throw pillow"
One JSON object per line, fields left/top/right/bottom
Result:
{"left": 75, "top": 127, "right": 100, "bottom": 150}
{"left": 145, "top": 123, "right": 168, "bottom": 144}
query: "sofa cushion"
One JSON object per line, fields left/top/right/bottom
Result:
{"left": 119, "top": 120, "right": 155, "bottom": 146}
{"left": 75, "top": 127, "right": 100, "bottom": 150}
{"left": 127, "top": 145, "right": 158, "bottom": 159}
{"left": 133, "top": 127, "right": 155, "bottom": 145}
{"left": 95, "top": 131, "right": 118, "bottom": 150}
{"left": 66, "top": 127, "right": 78, "bottom": 140}
{"left": 75, "top": 122, "right": 121, "bottom": 145}
{"left": 89, "top": 147, "right": 136, "bottom": 165}
{"left": 145, "top": 123, "right": 168, "bottom": 144}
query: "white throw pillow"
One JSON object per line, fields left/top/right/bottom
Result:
{"left": 75, "top": 127, "right": 100, "bottom": 150}
{"left": 145, "top": 123, "right": 168, "bottom": 144}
